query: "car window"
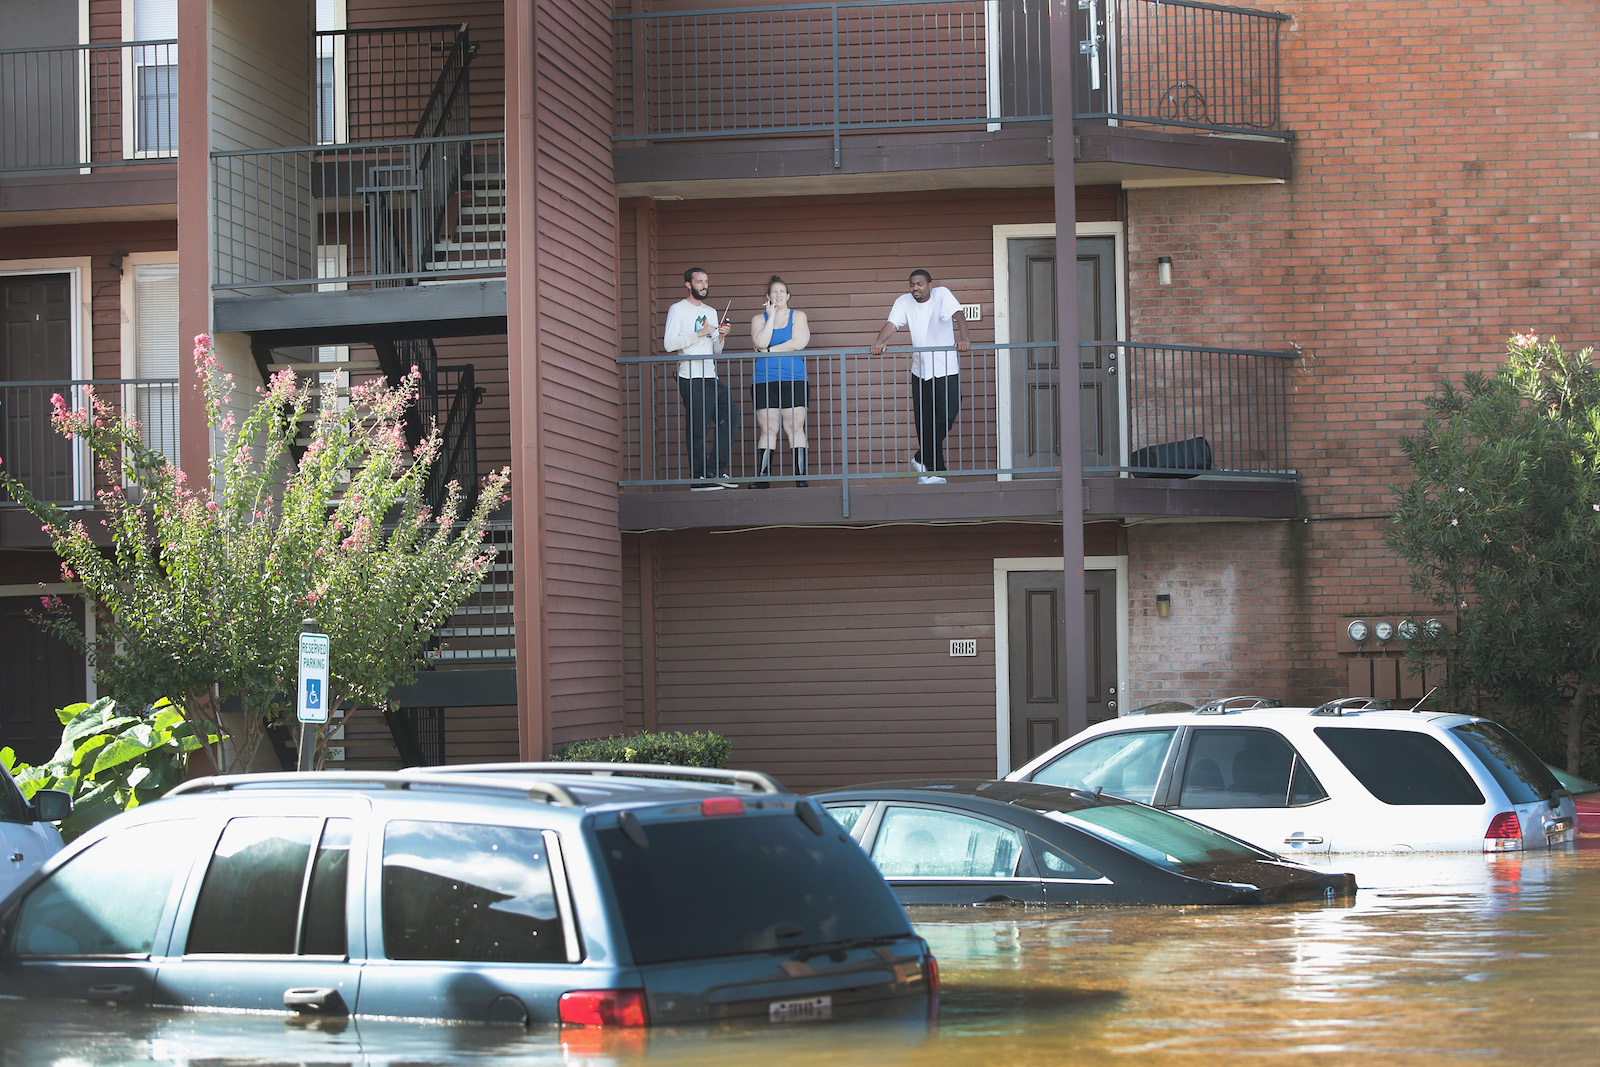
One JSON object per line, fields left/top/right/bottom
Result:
{"left": 9, "top": 820, "right": 194, "bottom": 957}
{"left": 0, "top": 771, "right": 24, "bottom": 825}
{"left": 1028, "top": 729, "right": 1177, "bottom": 803}
{"left": 1315, "top": 727, "right": 1485, "bottom": 805}
{"left": 1026, "top": 834, "right": 1101, "bottom": 880}
{"left": 188, "top": 817, "right": 353, "bottom": 955}
{"left": 598, "top": 812, "right": 910, "bottom": 965}
{"left": 383, "top": 821, "right": 567, "bottom": 964}
{"left": 1051, "top": 803, "right": 1266, "bottom": 871}
{"left": 1451, "top": 722, "right": 1561, "bottom": 805}
{"left": 823, "top": 804, "right": 868, "bottom": 834}
{"left": 871, "top": 806, "right": 1023, "bottom": 879}
{"left": 1177, "top": 728, "right": 1324, "bottom": 809}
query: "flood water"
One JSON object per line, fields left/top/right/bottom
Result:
{"left": 5, "top": 849, "right": 1599, "bottom": 1065}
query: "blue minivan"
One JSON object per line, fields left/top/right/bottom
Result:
{"left": 0, "top": 764, "right": 936, "bottom": 1027}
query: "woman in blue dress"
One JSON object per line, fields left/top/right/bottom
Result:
{"left": 749, "top": 275, "right": 811, "bottom": 487}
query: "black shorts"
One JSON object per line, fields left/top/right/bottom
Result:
{"left": 752, "top": 380, "right": 808, "bottom": 410}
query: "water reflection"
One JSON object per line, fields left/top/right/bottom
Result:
{"left": 5, "top": 849, "right": 1598, "bottom": 1064}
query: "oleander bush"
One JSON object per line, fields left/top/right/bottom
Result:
{"left": 552, "top": 730, "right": 730, "bottom": 768}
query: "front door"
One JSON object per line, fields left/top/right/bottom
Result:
{"left": 2, "top": 274, "right": 76, "bottom": 503}
{"left": 0, "top": 595, "right": 86, "bottom": 764}
{"left": 1007, "top": 569, "right": 1117, "bottom": 771}
{"left": 1006, "top": 236, "right": 1119, "bottom": 473}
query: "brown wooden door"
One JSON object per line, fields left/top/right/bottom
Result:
{"left": 0, "top": 596, "right": 85, "bottom": 764}
{"left": 2, "top": 274, "right": 75, "bottom": 503}
{"left": 1007, "top": 569, "right": 1117, "bottom": 770}
{"left": 1007, "top": 235, "right": 1119, "bottom": 472}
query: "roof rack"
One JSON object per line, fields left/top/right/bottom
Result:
{"left": 1128, "top": 700, "right": 1198, "bottom": 716}
{"left": 411, "top": 762, "right": 787, "bottom": 796}
{"left": 1310, "top": 697, "right": 1393, "bottom": 717}
{"left": 166, "top": 770, "right": 579, "bottom": 807}
{"left": 1194, "top": 695, "right": 1282, "bottom": 715}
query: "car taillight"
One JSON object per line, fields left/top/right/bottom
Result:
{"left": 1484, "top": 811, "right": 1523, "bottom": 851}
{"left": 926, "top": 954, "right": 940, "bottom": 1016}
{"left": 558, "top": 989, "right": 649, "bottom": 1027}
{"left": 700, "top": 796, "right": 745, "bottom": 817}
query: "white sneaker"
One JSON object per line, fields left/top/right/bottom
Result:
{"left": 690, "top": 482, "right": 725, "bottom": 491}
{"left": 911, "top": 457, "right": 926, "bottom": 473}
{"left": 918, "top": 475, "right": 947, "bottom": 485}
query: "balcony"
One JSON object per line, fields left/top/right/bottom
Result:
{"left": 612, "top": 0, "right": 1291, "bottom": 196}
{"left": 0, "top": 378, "right": 178, "bottom": 544}
{"left": 617, "top": 340, "right": 1298, "bottom": 530}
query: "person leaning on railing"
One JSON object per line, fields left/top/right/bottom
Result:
{"left": 870, "top": 268, "right": 972, "bottom": 485}
{"left": 749, "top": 275, "right": 811, "bottom": 488}
{"left": 664, "top": 266, "right": 737, "bottom": 491}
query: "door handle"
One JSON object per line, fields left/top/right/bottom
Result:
{"left": 1283, "top": 834, "right": 1325, "bottom": 845}
{"left": 285, "top": 987, "right": 348, "bottom": 1015}
{"left": 86, "top": 984, "right": 136, "bottom": 1005}
{"left": 7, "top": 852, "right": 22, "bottom": 863}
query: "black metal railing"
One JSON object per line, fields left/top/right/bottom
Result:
{"left": 315, "top": 24, "right": 471, "bottom": 146}
{"left": 618, "top": 341, "right": 1295, "bottom": 508}
{"left": 0, "top": 379, "right": 179, "bottom": 507}
{"left": 424, "top": 364, "right": 481, "bottom": 517}
{"left": 432, "top": 517, "right": 514, "bottom": 664}
{"left": 0, "top": 39, "right": 177, "bottom": 172}
{"left": 613, "top": 0, "right": 1287, "bottom": 158}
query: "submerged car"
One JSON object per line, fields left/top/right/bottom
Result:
{"left": 0, "top": 763, "right": 935, "bottom": 1027}
{"left": 1006, "top": 696, "right": 1578, "bottom": 856}
{"left": 0, "top": 764, "right": 69, "bottom": 900}
{"left": 814, "top": 779, "right": 1356, "bottom": 906}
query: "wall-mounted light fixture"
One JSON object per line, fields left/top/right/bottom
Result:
{"left": 1156, "top": 255, "right": 1173, "bottom": 286}
{"left": 1156, "top": 593, "right": 1171, "bottom": 619}
{"left": 109, "top": 250, "right": 128, "bottom": 276}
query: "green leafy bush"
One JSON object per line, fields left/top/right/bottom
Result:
{"left": 0, "top": 697, "right": 216, "bottom": 841}
{"left": 552, "top": 731, "right": 730, "bottom": 768}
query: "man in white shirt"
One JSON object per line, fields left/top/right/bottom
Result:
{"left": 870, "top": 269, "right": 972, "bottom": 484}
{"left": 664, "top": 266, "right": 737, "bottom": 490}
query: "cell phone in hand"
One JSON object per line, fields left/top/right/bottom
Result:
{"left": 721, "top": 300, "right": 733, "bottom": 325}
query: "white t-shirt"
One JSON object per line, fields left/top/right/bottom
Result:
{"left": 664, "top": 298, "right": 724, "bottom": 378}
{"left": 888, "top": 286, "right": 963, "bottom": 379}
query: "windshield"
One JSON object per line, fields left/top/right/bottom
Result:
{"left": 597, "top": 811, "right": 910, "bottom": 965}
{"left": 1451, "top": 722, "right": 1562, "bottom": 805}
{"left": 1048, "top": 803, "right": 1267, "bottom": 872}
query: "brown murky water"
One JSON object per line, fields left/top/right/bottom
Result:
{"left": 5, "top": 849, "right": 1599, "bottom": 1065}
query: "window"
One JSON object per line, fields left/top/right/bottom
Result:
{"left": 383, "top": 821, "right": 567, "bottom": 964}
{"left": 598, "top": 813, "right": 909, "bottom": 966}
{"left": 131, "top": 261, "right": 179, "bottom": 466}
{"left": 1028, "top": 729, "right": 1177, "bottom": 804}
{"left": 871, "top": 806, "right": 1024, "bottom": 879}
{"left": 9, "top": 820, "right": 193, "bottom": 956}
{"left": 1176, "top": 728, "right": 1326, "bottom": 809}
{"left": 822, "top": 804, "right": 867, "bottom": 834}
{"left": 132, "top": 0, "right": 177, "bottom": 156}
{"left": 1054, "top": 804, "right": 1266, "bottom": 872}
{"left": 186, "top": 817, "right": 352, "bottom": 956}
{"left": 315, "top": 0, "right": 347, "bottom": 145}
{"left": 1316, "top": 728, "right": 1485, "bottom": 806}
{"left": 1451, "top": 722, "right": 1561, "bottom": 806}
{"left": 1027, "top": 835, "right": 1100, "bottom": 880}
{"left": 0, "top": 773, "right": 23, "bottom": 825}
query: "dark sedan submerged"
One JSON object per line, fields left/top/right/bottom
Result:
{"left": 814, "top": 779, "right": 1357, "bottom": 907}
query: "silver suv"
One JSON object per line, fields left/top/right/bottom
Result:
{"left": 0, "top": 763, "right": 934, "bottom": 1027}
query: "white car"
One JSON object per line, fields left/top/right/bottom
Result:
{"left": 0, "top": 765, "right": 69, "bottom": 898}
{"left": 1006, "top": 697, "right": 1578, "bottom": 856}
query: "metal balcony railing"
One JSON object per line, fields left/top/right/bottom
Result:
{"left": 618, "top": 341, "right": 1295, "bottom": 509}
{"left": 0, "top": 39, "right": 177, "bottom": 172}
{"left": 315, "top": 24, "right": 472, "bottom": 146}
{"left": 0, "top": 379, "right": 179, "bottom": 507}
{"left": 613, "top": 0, "right": 1288, "bottom": 160}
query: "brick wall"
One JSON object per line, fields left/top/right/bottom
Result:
{"left": 1120, "top": 0, "right": 1598, "bottom": 704}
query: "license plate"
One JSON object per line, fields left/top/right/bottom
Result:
{"left": 768, "top": 995, "right": 832, "bottom": 1024}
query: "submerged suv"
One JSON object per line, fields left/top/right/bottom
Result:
{"left": 1006, "top": 697, "right": 1577, "bottom": 856}
{"left": 0, "top": 764, "right": 935, "bottom": 1027}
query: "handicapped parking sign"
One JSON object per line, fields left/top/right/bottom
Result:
{"left": 297, "top": 632, "right": 331, "bottom": 724}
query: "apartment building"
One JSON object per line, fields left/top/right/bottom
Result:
{"left": 1, "top": 0, "right": 1592, "bottom": 786}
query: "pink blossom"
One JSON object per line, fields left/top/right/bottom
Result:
{"left": 60, "top": 563, "right": 74, "bottom": 580}
{"left": 206, "top": 500, "right": 218, "bottom": 513}
{"left": 50, "top": 393, "right": 66, "bottom": 415}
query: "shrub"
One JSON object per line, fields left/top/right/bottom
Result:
{"left": 552, "top": 731, "right": 730, "bottom": 768}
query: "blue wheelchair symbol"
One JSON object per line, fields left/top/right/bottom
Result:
{"left": 305, "top": 678, "right": 322, "bottom": 710}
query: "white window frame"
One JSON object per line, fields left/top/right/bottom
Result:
{"left": 992, "top": 221, "right": 1127, "bottom": 480}
{"left": 992, "top": 555, "right": 1128, "bottom": 777}
{"left": 119, "top": 252, "right": 181, "bottom": 469}
{"left": 315, "top": 0, "right": 349, "bottom": 146}
{"left": 121, "top": 0, "right": 178, "bottom": 161}
{"left": 0, "top": 259, "right": 94, "bottom": 502}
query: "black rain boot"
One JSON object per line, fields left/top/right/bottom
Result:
{"left": 792, "top": 447, "right": 808, "bottom": 488}
{"left": 752, "top": 448, "right": 772, "bottom": 490}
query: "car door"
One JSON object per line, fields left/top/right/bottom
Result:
{"left": 1019, "top": 727, "right": 1180, "bottom": 804}
{"left": 155, "top": 813, "right": 362, "bottom": 1014}
{"left": 0, "top": 771, "right": 56, "bottom": 898}
{"left": 1164, "top": 727, "right": 1335, "bottom": 856}
{"left": 860, "top": 803, "right": 1046, "bottom": 905}
{"left": 0, "top": 817, "right": 199, "bottom": 1005}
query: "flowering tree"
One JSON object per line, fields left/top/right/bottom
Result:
{"left": 0, "top": 335, "right": 509, "bottom": 772}
{"left": 1389, "top": 333, "right": 1600, "bottom": 773}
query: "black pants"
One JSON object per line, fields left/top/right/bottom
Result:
{"left": 912, "top": 373, "right": 961, "bottom": 472}
{"left": 678, "top": 377, "right": 737, "bottom": 479}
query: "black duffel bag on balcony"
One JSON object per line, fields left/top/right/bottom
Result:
{"left": 1129, "top": 435, "right": 1212, "bottom": 478}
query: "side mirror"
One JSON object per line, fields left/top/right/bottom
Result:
{"left": 31, "top": 789, "right": 73, "bottom": 823}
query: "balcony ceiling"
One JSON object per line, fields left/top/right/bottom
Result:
{"left": 0, "top": 166, "right": 177, "bottom": 228}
